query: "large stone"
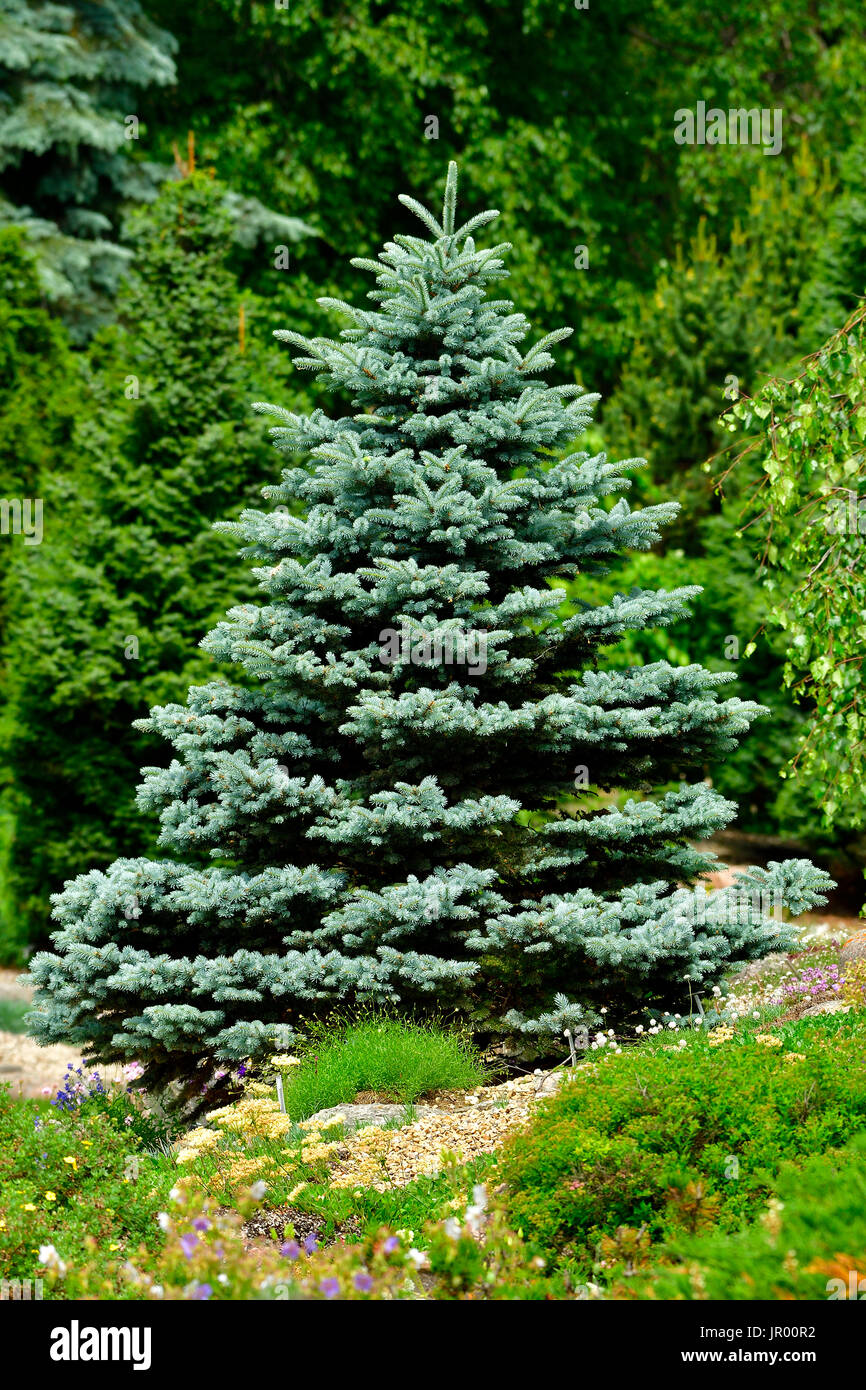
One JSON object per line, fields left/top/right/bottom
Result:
{"left": 840, "top": 930, "right": 866, "bottom": 965}
{"left": 303, "top": 1102, "right": 444, "bottom": 1133}
{"left": 800, "top": 999, "right": 851, "bottom": 1018}
{"left": 533, "top": 1068, "right": 572, "bottom": 1094}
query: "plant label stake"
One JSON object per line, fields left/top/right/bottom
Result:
{"left": 275, "top": 1073, "right": 286, "bottom": 1114}
{"left": 564, "top": 1028, "right": 578, "bottom": 1067}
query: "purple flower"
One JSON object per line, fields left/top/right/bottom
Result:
{"left": 303, "top": 1233, "right": 318, "bottom": 1255}
{"left": 353, "top": 1271, "right": 374, "bottom": 1293}
{"left": 383, "top": 1236, "right": 399, "bottom": 1254}
{"left": 191, "top": 1283, "right": 213, "bottom": 1300}
{"left": 192, "top": 1217, "right": 211, "bottom": 1233}
{"left": 179, "top": 1232, "right": 199, "bottom": 1259}
{"left": 280, "top": 1240, "right": 301, "bottom": 1260}
{"left": 319, "top": 1277, "right": 340, "bottom": 1300}
{"left": 237, "top": 1064, "right": 247, "bottom": 1078}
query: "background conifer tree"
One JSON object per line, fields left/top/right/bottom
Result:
{"left": 27, "top": 166, "right": 832, "bottom": 1101}
{"left": 0, "top": 227, "right": 82, "bottom": 955}
{"left": 2, "top": 171, "right": 304, "bottom": 953}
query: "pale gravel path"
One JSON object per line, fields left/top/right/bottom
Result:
{"left": 0, "top": 968, "right": 127, "bottom": 1098}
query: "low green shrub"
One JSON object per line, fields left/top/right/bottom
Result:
{"left": 0, "top": 1083, "right": 173, "bottom": 1292}
{"left": 278, "top": 1014, "right": 489, "bottom": 1120}
{"left": 607, "top": 1139, "right": 866, "bottom": 1300}
{"left": 498, "top": 1017, "right": 866, "bottom": 1268}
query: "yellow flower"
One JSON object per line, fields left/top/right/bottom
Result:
{"left": 109, "top": 1243, "right": 120, "bottom": 1251}
{"left": 755, "top": 1034, "right": 782, "bottom": 1048}
{"left": 272, "top": 1054, "right": 301, "bottom": 1068}
{"left": 287, "top": 1182, "right": 308, "bottom": 1202}
{"left": 44, "top": 1191, "right": 57, "bottom": 1202}
{"left": 783, "top": 1051, "right": 807, "bottom": 1063}
{"left": 80, "top": 1140, "right": 93, "bottom": 1147}
{"left": 23, "top": 1203, "right": 37, "bottom": 1211}
{"left": 63, "top": 1156, "right": 78, "bottom": 1170}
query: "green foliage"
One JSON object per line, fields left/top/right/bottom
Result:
{"left": 277, "top": 1015, "right": 489, "bottom": 1119}
{"left": 499, "top": 1016, "right": 866, "bottom": 1267}
{"left": 612, "top": 1139, "right": 866, "bottom": 1300}
{"left": 27, "top": 166, "right": 832, "bottom": 1101}
{"left": 0, "top": 229, "right": 84, "bottom": 955}
{"left": 559, "top": 528, "right": 823, "bottom": 840}
{"left": 0, "top": 0, "right": 177, "bottom": 337}
{"left": 0, "top": 171, "right": 305, "bottom": 953}
{"left": 603, "top": 147, "right": 836, "bottom": 532}
{"left": 0, "top": 1083, "right": 172, "bottom": 1287}
{"left": 142, "top": 0, "right": 866, "bottom": 396}
{"left": 724, "top": 304, "right": 866, "bottom": 827}
{"left": 597, "top": 143, "right": 860, "bottom": 843}
{"left": 0, "top": 228, "right": 82, "bottom": 502}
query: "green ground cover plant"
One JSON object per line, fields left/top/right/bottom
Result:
{"left": 606, "top": 1138, "right": 866, "bottom": 1301}
{"left": 0, "top": 1076, "right": 174, "bottom": 1290}
{"left": 498, "top": 1010, "right": 866, "bottom": 1270}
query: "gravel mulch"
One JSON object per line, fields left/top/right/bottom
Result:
{"left": 324, "top": 1071, "right": 566, "bottom": 1191}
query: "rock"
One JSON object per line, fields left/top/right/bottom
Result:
{"left": 840, "top": 930, "right": 866, "bottom": 965}
{"left": 304, "top": 1102, "right": 444, "bottom": 1133}
{"left": 533, "top": 1069, "right": 570, "bottom": 1094}
{"left": 800, "top": 999, "right": 851, "bottom": 1018}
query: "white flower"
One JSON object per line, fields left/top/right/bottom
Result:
{"left": 668, "top": 1021, "right": 677, "bottom": 1030}
{"left": 250, "top": 1180, "right": 268, "bottom": 1200}
{"left": 157, "top": 1212, "right": 170, "bottom": 1232}
{"left": 150, "top": 1285, "right": 164, "bottom": 1298}
{"left": 168, "top": 1187, "right": 181, "bottom": 1203}
{"left": 443, "top": 1218, "right": 461, "bottom": 1240}
{"left": 635, "top": 1025, "right": 644, "bottom": 1034}
{"left": 407, "top": 1248, "right": 429, "bottom": 1270}
{"left": 38, "top": 1244, "right": 66, "bottom": 1276}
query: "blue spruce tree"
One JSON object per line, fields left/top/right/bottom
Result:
{"left": 28, "top": 165, "right": 832, "bottom": 1102}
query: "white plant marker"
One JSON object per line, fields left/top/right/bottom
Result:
{"left": 275, "top": 1073, "right": 286, "bottom": 1114}
{"left": 564, "top": 1028, "right": 578, "bottom": 1067}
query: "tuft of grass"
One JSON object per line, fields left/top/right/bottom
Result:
{"left": 0, "top": 998, "right": 30, "bottom": 1034}
{"left": 281, "top": 1014, "right": 489, "bottom": 1120}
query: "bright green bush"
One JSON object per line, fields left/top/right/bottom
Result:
{"left": 499, "top": 1018, "right": 866, "bottom": 1266}
{"left": 610, "top": 1138, "right": 866, "bottom": 1301}
{"left": 279, "top": 1015, "right": 489, "bottom": 1120}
